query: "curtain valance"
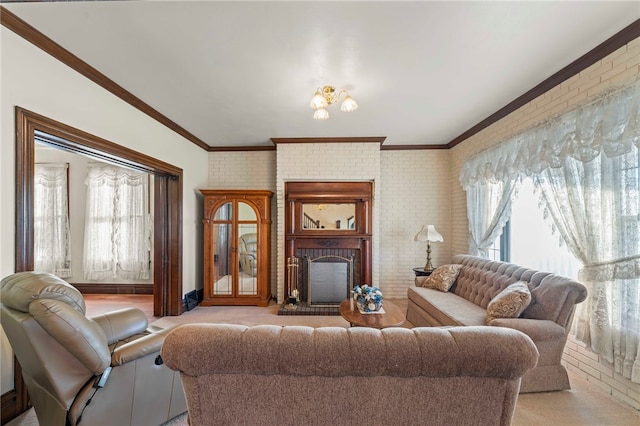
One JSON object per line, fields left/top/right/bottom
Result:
{"left": 460, "top": 79, "right": 640, "bottom": 189}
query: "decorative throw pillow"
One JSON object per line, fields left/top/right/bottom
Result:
{"left": 486, "top": 281, "right": 532, "bottom": 324}
{"left": 421, "top": 264, "right": 462, "bottom": 292}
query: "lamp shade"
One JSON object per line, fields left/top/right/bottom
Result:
{"left": 414, "top": 225, "right": 444, "bottom": 243}
{"left": 340, "top": 95, "right": 358, "bottom": 112}
{"left": 313, "top": 108, "right": 329, "bottom": 120}
{"left": 310, "top": 90, "right": 328, "bottom": 110}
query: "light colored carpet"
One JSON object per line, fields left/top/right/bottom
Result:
{"left": 7, "top": 299, "right": 640, "bottom": 425}
{"left": 5, "top": 410, "right": 187, "bottom": 426}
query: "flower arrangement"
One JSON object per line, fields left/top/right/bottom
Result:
{"left": 353, "top": 284, "right": 383, "bottom": 313}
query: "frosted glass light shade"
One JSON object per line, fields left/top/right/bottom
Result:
{"left": 340, "top": 95, "right": 358, "bottom": 112}
{"left": 310, "top": 90, "right": 328, "bottom": 109}
{"left": 313, "top": 108, "right": 329, "bottom": 120}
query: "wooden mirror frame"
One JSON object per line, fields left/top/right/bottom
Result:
{"left": 284, "top": 181, "right": 373, "bottom": 290}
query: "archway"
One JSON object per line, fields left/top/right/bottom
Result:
{"left": 15, "top": 106, "right": 184, "bottom": 316}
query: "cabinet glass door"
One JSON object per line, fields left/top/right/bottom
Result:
{"left": 237, "top": 202, "right": 258, "bottom": 296}
{"left": 212, "top": 202, "right": 232, "bottom": 295}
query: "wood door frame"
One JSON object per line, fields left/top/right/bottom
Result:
{"left": 8, "top": 106, "right": 184, "bottom": 420}
{"left": 15, "top": 107, "right": 184, "bottom": 315}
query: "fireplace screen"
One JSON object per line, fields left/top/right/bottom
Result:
{"left": 307, "top": 255, "right": 353, "bottom": 307}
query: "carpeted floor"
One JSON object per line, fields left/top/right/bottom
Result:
{"left": 7, "top": 298, "right": 640, "bottom": 425}
{"left": 6, "top": 410, "right": 187, "bottom": 426}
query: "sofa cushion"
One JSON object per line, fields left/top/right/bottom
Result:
{"left": 486, "top": 281, "right": 532, "bottom": 324}
{"left": 421, "top": 264, "right": 462, "bottom": 292}
{"left": 408, "top": 286, "right": 487, "bottom": 326}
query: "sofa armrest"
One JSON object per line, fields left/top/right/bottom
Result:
{"left": 488, "top": 318, "right": 566, "bottom": 342}
{"left": 91, "top": 307, "right": 149, "bottom": 345}
{"left": 111, "top": 332, "right": 165, "bottom": 366}
{"left": 522, "top": 275, "right": 587, "bottom": 328}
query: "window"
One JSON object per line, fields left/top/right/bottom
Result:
{"left": 619, "top": 150, "right": 640, "bottom": 258}
{"left": 83, "top": 163, "right": 151, "bottom": 280}
{"left": 34, "top": 163, "right": 72, "bottom": 277}
{"left": 487, "top": 222, "right": 509, "bottom": 262}
{"left": 460, "top": 80, "right": 640, "bottom": 383}
{"left": 509, "top": 179, "right": 581, "bottom": 279}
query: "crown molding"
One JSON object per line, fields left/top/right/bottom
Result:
{"left": 380, "top": 144, "right": 448, "bottom": 151}
{"left": 3, "top": 5, "right": 637, "bottom": 152}
{"left": 446, "top": 19, "right": 640, "bottom": 149}
{"left": 209, "top": 145, "right": 276, "bottom": 152}
{"left": 271, "top": 137, "right": 386, "bottom": 145}
{"left": 0, "top": 5, "right": 210, "bottom": 151}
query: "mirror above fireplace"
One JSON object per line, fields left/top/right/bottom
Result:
{"left": 302, "top": 203, "right": 356, "bottom": 230}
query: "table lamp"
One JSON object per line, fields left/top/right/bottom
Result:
{"left": 414, "top": 225, "right": 444, "bottom": 272}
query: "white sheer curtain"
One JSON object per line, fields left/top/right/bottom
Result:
{"left": 535, "top": 150, "right": 640, "bottom": 382}
{"left": 460, "top": 79, "right": 640, "bottom": 383}
{"left": 464, "top": 179, "right": 516, "bottom": 257}
{"left": 34, "top": 163, "right": 72, "bottom": 277}
{"left": 83, "top": 163, "right": 151, "bottom": 280}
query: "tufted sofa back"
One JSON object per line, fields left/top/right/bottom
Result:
{"left": 451, "top": 255, "right": 587, "bottom": 329}
{"left": 162, "top": 323, "right": 539, "bottom": 426}
{"left": 163, "top": 323, "right": 538, "bottom": 379}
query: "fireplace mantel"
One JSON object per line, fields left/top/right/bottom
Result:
{"left": 284, "top": 182, "right": 373, "bottom": 301}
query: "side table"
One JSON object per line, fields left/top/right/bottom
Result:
{"left": 413, "top": 267, "right": 433, "bottom": 277}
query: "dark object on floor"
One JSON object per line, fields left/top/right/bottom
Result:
{"left": 184, "top": 290, "right": 198, "bottom": 311}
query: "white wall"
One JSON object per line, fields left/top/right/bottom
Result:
{"left": 1, "top": 27, "right": 208, "bottom": 393}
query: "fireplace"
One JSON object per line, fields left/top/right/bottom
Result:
{"left": 283, "top": 181, "right": 373, "bottom": 313}
{"left": 306, "top": 255, "right": 353, "bottom": 306}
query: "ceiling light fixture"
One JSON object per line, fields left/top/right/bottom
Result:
{"left": 309, "top": 85, "right": 358, "bottom": 120}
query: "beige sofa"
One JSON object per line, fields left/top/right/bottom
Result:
{"left": 162, "top": 323, "right": 538, "bottom": 426}
{"left": 407, "top": 254, "right": 588, "bottom": 393}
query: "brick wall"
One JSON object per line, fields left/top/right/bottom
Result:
{"left": 565, "top": 336, "right": 640, "bottom": 409}
{"left": 379, "top": 149, "right": 451, "bottom": 298}
{"left": 208, "top": 145, "right": 454, "bottom": 303}
{"left": 450, "top": 37, "right": 640, "bottom": 409}
{"left": 207, "top": 151, "right": 276, "bottom": 190}
{"left": 275, "top": 142, "right": 381, "bottom": 303}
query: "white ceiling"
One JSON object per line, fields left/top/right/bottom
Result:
{"left": 4, "top": 1, "right": 639, "bottom": 148}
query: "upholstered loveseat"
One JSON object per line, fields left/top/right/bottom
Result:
{"left": 407, "top": 254, "right": 588, "bottom": 393}
{"left": 162, "top": 323, "right": 538, "bottom": 426}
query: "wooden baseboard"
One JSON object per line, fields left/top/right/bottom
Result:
{"left": 1, "top": 390, "right": 26, "bottom": 425}
{"left": 72, "top": 283, "right": 154, "bottom": 294}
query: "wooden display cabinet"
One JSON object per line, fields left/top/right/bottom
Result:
{"left": 201, "top": 189, "right": 273, "bottom": 306}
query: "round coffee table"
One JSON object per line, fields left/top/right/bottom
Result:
{"left": 339, "top": 299, "right": 405, "bottom": 329}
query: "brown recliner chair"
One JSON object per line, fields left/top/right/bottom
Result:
{"left": 0, "top": 272, "right": 186, "bottom": 426}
